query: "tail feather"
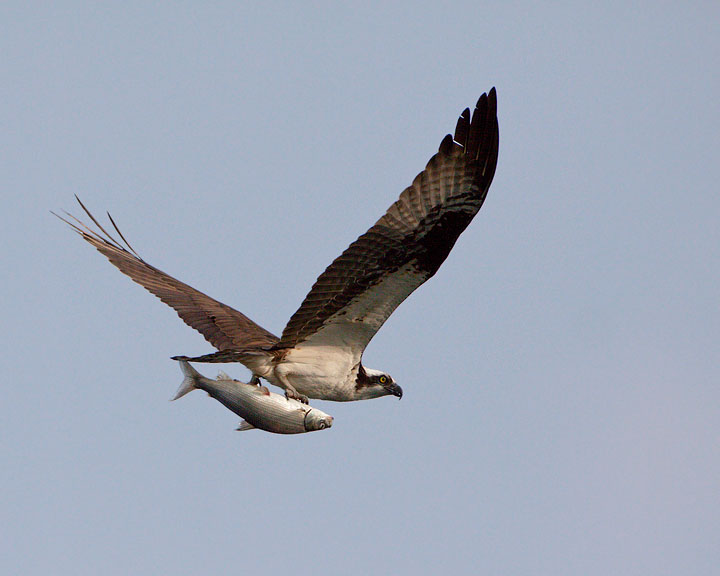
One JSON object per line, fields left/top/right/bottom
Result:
{"left": 172, "top": 360, "right": 202, "bottom": 400}
{"left": 171, "top": 350, "right": 244, "bottom": 363}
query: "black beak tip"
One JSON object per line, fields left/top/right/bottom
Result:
{"left": 394, "top": 385, "right": 403, "bottom": 400}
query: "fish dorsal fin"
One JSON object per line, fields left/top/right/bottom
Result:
{"left": 216, "top": 371, "right": 231, "bottom": 380}
{"left": 258, "top": 385, "right": 271, "bottom": 396}
{"left": 236, "top": 420, "right": 256, "bottom": 431}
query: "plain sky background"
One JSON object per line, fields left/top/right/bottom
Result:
{"left": 2, "top": 2, "right": 718, "bottom": 575}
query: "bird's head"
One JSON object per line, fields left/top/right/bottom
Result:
{"left": 355, "top": 366, "right": 403, "bottom": 400}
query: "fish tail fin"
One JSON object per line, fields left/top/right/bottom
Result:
{"left": 172, "top": 360, "right": 202, "bottom": 401}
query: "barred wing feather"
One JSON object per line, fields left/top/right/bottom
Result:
{"left": 55, "top": 199, "right": 279, "bottom": 353}
{"left": 276, "top": 88, "right": 499, "bottom": 352}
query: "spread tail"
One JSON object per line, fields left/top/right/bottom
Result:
{"left": 172, "top": 360, "right": 202, "bottom": 400}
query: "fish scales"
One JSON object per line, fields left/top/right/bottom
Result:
{"left": 173, "top": 361, "right": 333, "bottom": 435}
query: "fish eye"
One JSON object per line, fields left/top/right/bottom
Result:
{"left": 318, "top": 422, "right": 326, "bottom": 429}
{"left": 379, "top": 375, "right": 387, "bottom": 384}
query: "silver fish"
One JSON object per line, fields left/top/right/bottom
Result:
{"left": 173, "top": 361, "right": 334, "bottom": 435}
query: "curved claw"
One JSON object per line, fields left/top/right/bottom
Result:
{"left": 285, "top": 388, "right": 309, "bottom": 404}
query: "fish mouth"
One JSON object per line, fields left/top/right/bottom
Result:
{"left": 304, "top": 409, "right": 334, "bottom": 432}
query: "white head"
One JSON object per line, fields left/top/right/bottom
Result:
{"left": 354, "top": 365, "right": 403, "bottom": 400}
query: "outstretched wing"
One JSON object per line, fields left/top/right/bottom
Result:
{"left": 55, "top": 197, "right": 279, "bottom": 352}
{"left": 276, "top": 88, "right": 499, "bottom": 352}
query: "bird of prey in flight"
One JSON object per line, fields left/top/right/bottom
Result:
{"left": 57, "top": 88, "right": 499, "bottom": 403}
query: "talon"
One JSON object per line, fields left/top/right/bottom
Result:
{"left": 284, "top": 388, "right": 309, "bottom": 404}
{"left": 249, "top": 375, "right": 261, "bottom": 386}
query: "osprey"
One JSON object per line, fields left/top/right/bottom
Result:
{"left": 57, "top": 89, "right": 499, "bottom": 403}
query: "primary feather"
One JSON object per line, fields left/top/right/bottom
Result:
{"left": 57, "top": 89, "right": 499, "bottom": 403}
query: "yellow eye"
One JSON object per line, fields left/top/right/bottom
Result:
{"left": 379, "top": 376, "right": 387, "bottom": 384}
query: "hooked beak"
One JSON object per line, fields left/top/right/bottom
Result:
{"left": 386, "top": 382, "right": 403, "bottom": 399}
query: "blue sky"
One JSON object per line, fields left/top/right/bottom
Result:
{"left": 2, "top": 3, "right": 718, "bottom": 575}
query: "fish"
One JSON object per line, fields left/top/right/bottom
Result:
{"left": 173, "top": 361, "right": 334, "bottom": 435}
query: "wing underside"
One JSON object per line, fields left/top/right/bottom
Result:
{"left": 276, "top": 88, "right": 499, "bottom": 352}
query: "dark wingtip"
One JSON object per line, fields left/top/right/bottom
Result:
{"left": 106, "top": 210, "right": 141, "bottom": 258}
{"left": 50, "top": 209, "right": 75, "bottom": 229}
{"left": 439, "top": 133, "right": 454, "bottom": 153}
{"left": 453, "top": 108, "right": 471, "bottom": 147}
{"left": 487, "top": 87, "right": 497, "bottom": 115}
{"left": 470, "top": 88, "right": 497, "bottom": 125}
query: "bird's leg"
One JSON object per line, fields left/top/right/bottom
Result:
{"left": 275, "top": 372, "right": 309, "bottom": 404}
{"left": 285, "top": 388, "right": 309, "bottom": 404}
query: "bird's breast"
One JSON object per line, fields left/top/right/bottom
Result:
{"left": 272, "top": 345, "right": 360, "bottom": 401}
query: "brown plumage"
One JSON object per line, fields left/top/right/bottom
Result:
{"left": 276, "top": 88, "right": 498, "bottom": 351}
{"left": 53, "top": 197, "right": 279, "bottom": 354}
{"left": 56, "top": 89, "right": 499, "bottom": 402}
